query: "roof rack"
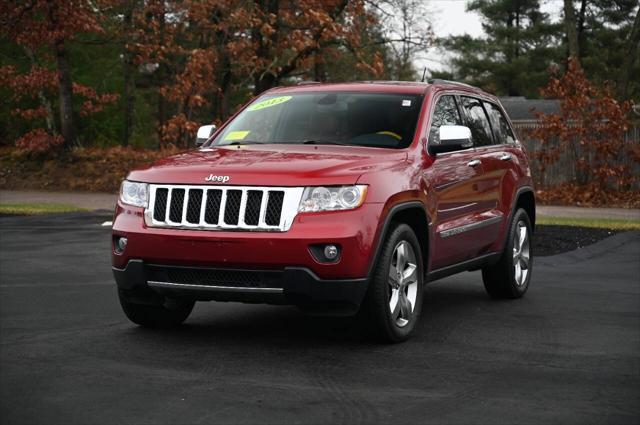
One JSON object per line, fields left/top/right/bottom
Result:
{"left": 359, "top": 80, "right": 425, "bottom": 85}
{"left": 427, "top": 79, "right": 476, "bottom": 89}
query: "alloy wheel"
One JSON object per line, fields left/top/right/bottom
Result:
{"left": 388, "top": 241, "right": 419, "bottom": 327}
{"left": 512, "top": 221, "right": 530, "bottom": 286}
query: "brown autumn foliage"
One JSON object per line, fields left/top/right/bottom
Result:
{"left": 531, "top": 58, "right": 636, "bottom": 190}
{"left": 0, "top": 0, "right": 120, "bottom": 151}
{"left": 0, "top": 1, "right": 385, "bottom": 152}
{"left": 535, "top": 183, "right": 640, "bottom": 208}
{"left": 134, "top": 0, "right": 382, "bottom": 147}
{"left": 2, "top": 143, "right": 638, "bottom": 207}
{"left": 0, "top": 146, "right": 182, "bottom": 193}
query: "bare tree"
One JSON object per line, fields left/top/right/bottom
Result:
{"left": 367, "top": 0, "right": 434, "bottom": 80}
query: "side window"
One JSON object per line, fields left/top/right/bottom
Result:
{"left": 460, "top": 97, "right": 494, "bottom": 147}
{"left": 484, "top": 102, "right": 516, "bottom": 144}
{"left": 428, "top": 95, "right": 462, "bottom": 145}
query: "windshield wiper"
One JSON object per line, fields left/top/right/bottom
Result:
{"left": 300, "top": 139, "right": 350, "bottom": 146}
{"left": 225, "top": 140, "right": 268, "bottom": 146}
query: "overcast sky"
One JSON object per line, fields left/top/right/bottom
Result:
{"left": 419, "top": 0, "right": 564, "bottom": 74}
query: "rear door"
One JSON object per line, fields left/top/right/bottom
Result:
{"left": 482, "top": 100, "right": 521, "bottom": 206}
{"left": 445, "top": 96, "right": 504, "bottom": 255}
{"left": 424, "top": 94, "right": 488, "bottom": 269}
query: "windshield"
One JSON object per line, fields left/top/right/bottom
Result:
{"left": 209, "top": 92, "right": 424, "bottom": 149}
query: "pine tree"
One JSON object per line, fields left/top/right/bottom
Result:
{"left": 439, "top": 0, "right": 562, "bottom": 97}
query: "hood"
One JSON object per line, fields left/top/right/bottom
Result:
{"left": 127, "top": 144, "right": 408, "bottom": 186}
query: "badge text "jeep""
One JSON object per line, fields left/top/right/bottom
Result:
{"left": 205, "top": 174, "right": 230, "bottom": 183}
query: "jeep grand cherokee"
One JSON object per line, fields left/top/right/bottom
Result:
{"left": 112, "top": 80, "right": 535, "bottom": 342}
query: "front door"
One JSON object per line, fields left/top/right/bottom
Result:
{"left": 424, "top": 94, "right": 489, "bottom": 269}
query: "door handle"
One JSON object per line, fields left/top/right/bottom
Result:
{"left": 500, "top": 153, "right": 512, "bottom": 161}
{"left": 467, "top": 159, "right": 481, "bottom": 167}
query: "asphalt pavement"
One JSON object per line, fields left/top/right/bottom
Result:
{"left": 1, "top": 212, "right": 639, "bottom": 425}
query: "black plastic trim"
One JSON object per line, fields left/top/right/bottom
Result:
{"left": 112, "top": 260, "right": 368, "bottom": 316}
{"left": 366, "top": 201, "right": 430, "bottom": 278}
{"left": 510, "top": 185, "right": 536, "bottom": 229}
{"left": 426, "top": 252, "right": 501, "bottom": 283}
{"left": 113, "top": 260, "right": 145, "bottom": 290}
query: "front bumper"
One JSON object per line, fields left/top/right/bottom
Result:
{"left": 112, "top": 200, "right": 384, "bottom": 280}
{"left": 114, "top": 260, "right": 368, "bottom": 316}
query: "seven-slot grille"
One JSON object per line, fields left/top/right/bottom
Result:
{"left": 146, "top": 184, "right": 304, "bottom": 232}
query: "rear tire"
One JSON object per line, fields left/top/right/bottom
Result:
{"left": 361, "top": 223, "right": 424, "bottom": 342}
{"left": 118, "top": 290, "right": 195, "bottom": 328}
{"left": 482, "top": 208, "right": 533, "bottom": 299}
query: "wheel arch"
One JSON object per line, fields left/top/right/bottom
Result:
{"left": 367, "top": 201, "right": 430, "bottom": 278}
{"left": 512, "top": 187, "right": 536, "bottom": 231}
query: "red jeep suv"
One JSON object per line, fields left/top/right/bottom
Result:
{"left": 112, "top": 80, "right": 535, "bottom": 342}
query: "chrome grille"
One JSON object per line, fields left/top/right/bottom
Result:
{"left": 265, "top": 191, "right": 284, "bottom": 226}
{"left": 145, "top": 184, "right": 304, "bottom": 232}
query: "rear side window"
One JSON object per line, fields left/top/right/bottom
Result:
{"left": 484, "top": 102, "right": 516, "bottom": 144}
{"left": 460, "top": 97, "right": 494, "bottom": 147}
{"left": 428, "top": 95, "right": 462, "bottom": 144}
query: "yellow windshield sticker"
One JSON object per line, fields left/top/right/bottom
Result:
{"left": 376, "top": 131, "right": 402, "bottom": 140}
{"left": 224, "top": 130, "right": 250, "bottom": 141}
{"left": 247, "top": 96, "right": 292, "bottom": 111}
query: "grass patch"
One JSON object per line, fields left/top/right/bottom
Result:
{"left": 0, "top": 203, "right": 88, "bottom": 216}
{"left": 538, "top": 216, "right": 640, "bottom": 230}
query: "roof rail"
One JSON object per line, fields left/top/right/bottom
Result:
{"left": 427, "top": 79, "right": 476, "bottom": 89}
{"left": 296, "top": 80, "right": 321, "bottom": 85}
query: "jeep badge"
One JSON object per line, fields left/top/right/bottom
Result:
{"left": 204, "top": 174, "right": 230, "bottom": 183}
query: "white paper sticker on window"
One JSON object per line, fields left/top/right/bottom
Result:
{"left": 402, "top": 100, "right": 412, "bottom": 107}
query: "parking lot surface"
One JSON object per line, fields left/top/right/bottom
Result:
{"left": 1, "top": 213, "right": 639, "bottom": 424}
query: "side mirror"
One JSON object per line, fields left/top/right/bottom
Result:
{"left": 429, "top": 125, "right": 473, "bottom": 155}
{"left": 195, "top": 124, "right": 216, "bottom": 147}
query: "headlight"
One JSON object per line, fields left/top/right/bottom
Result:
{"left": 120, "top": 180, "right": 149, "bottom": 208}
{"left": 298, "top": 185, "right": 367, "bottom": 212}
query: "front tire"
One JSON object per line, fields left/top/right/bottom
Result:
{"left": 482, "top": 208, "right": 533, "bottom": 299}
{"left": 361, "top": 223, "right": 424, "bottom": 342}
{"left": 118, "top": 290, "right": 195, "bottom": 328}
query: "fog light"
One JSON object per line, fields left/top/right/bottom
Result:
{"left": 324, "top": 244, "right": 339, "bottom": 260}
{"left": 309, "top": 244, "right": 341, "bottom": 263}
{"left": 115, "top": 237, "right": 127, "bottom": 254}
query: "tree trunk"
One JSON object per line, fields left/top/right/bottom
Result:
{"left": 253, "top": 72, "right": 277, "bottom": 96}
{"left": 563, "top": 0, "right": 580, "bottom": 60}
{"left": 219, "top": 68, "right": 232, "bottom": 119}
{"left": 252, "top": 0, "right": 280, "bottom": 96}
{"left": 156, "top": 4, "right": 167, "bottom": 144}
{"left": 122, "top": 3, "right": 136, "bottom": 147}
{"left": 214, "top": 18, "right": 233, "bottom": 120}
{"left": 314, "top": 54, "right": 327, "bottom": 82}
{"left": 577, "top": 0, "right": 587, "bottom": 58}
{"left": 24, "top": 47, "right": 56, "bottom": 134}
{"left": 55, "top": 39, "right": 76, "bottom": 147}
{"left": 506, "top": 12, "right": 513, "bottom": 63}
{"left": 617, "top": 7, "right": 640, "bottom": 100}
{"left": 515, "top": 10, "right": 520, "bottom": 59}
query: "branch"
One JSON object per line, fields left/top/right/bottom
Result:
{"left": 275, "top": 0, "right": 349, "bottom": 79}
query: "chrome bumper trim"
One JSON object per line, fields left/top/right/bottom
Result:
{"left": 439, "top": 216, "right": 503, "bottom": 238}
{"left": 147, "top": 280, "right": 284, "bottom": 293}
